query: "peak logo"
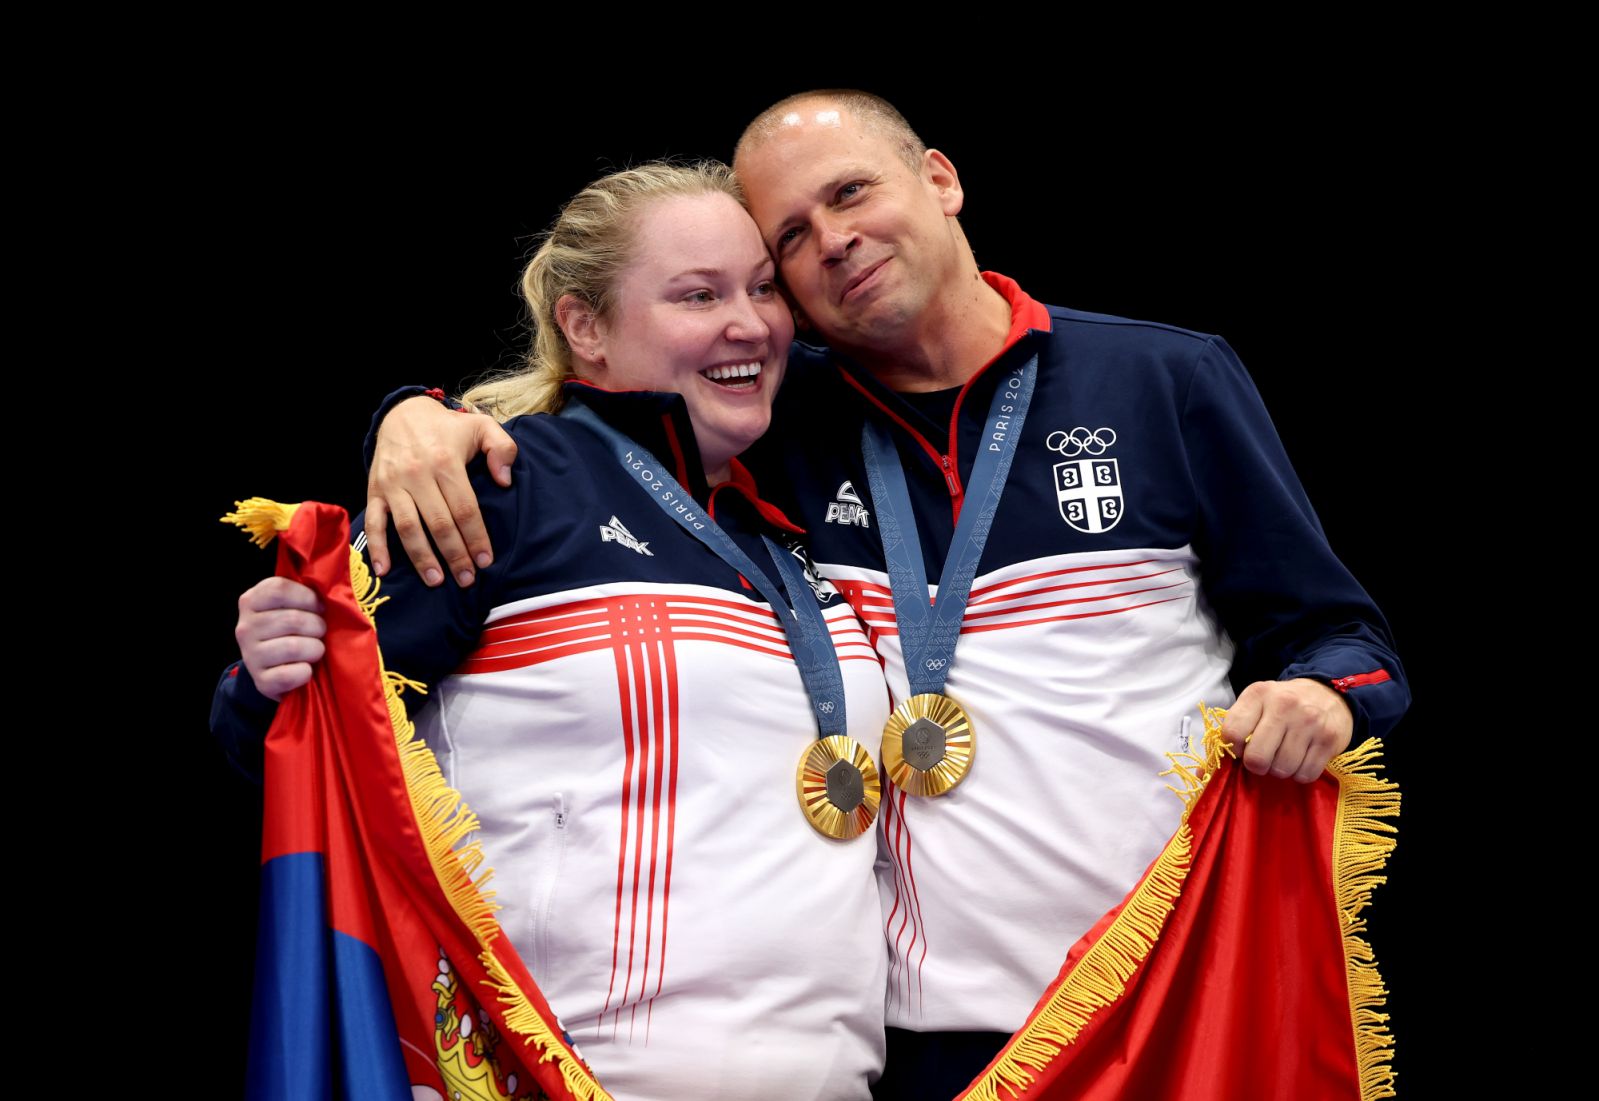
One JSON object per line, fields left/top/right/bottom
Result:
{"left": 599, "top": 516, "right": 654, "bottom": 556}
{"left": 825, "top": 481, "right": 871, "bottom": 528}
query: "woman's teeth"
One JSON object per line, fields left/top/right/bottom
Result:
{"left": 700, "top": 362, "right": 762, "bottom": 385}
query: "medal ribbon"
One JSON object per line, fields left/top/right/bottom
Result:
{"left": 562, "top": 401, "right": 847, "bottom": 737}
{"left": 860, "top": 354, "right": 1039, "bottom": 697}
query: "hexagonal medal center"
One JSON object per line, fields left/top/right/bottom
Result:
{"left": 902, "top": 718, "right": 946, "bottom": 772}
{"left": 825, "top": 758, "right": 865, "bottom": 810}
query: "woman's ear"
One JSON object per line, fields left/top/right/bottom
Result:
{"left": 556, "top": 294, "right": 605, "bottom": 371}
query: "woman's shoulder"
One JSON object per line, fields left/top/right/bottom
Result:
{"left": 502, "top": 408, "right": 579, "bottom": 443}
{"left": 497, "top": 410, "right": 596, "bottom": 479}
{"left": 447, "top": 412, "right": 581, "bottom": 532}
{"left": 458, "top": 412, "right": 609, "bottom": 580}
{"left": 484, "top": 410, "right": 625, "bottom": 526}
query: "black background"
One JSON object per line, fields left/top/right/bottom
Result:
{"left": 152, "top": 65, "right": 1471, "bottom": 1094}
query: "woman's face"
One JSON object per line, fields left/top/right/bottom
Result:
{"left": 588, "top": 192, "right": 793, "bottom": 482}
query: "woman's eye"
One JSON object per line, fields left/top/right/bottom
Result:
{"left": 752, "top": 280, "right": 777, "bottom": 298}
{"left": 684, "top": 290, "right": 714, "bottom": 304}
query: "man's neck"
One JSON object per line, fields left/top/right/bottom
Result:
{"left": 841, "top": 270, "right": 1012, "bottom": 393}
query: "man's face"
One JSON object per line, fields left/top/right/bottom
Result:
{"left": 736, "top": 105, "right": 965, "bottom": 355}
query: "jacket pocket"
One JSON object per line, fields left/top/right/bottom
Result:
{"left": 530, "top": 792, "right": 569, "bottom": 981}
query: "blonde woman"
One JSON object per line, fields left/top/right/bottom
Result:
{"left": 217, "top": 162, "right": 889, "bottom": 1101}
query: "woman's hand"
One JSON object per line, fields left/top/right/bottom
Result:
{"left": 365, "top": 396, "right": 518, "bottom": 588}
{"left": 236, "top": 577, "right": 328, "bottom": 701}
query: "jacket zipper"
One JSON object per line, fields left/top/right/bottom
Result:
{"left": 838, "top": 368, "right": 967, "bottom": 524}
{"left": 533, "top": 792, "right": 568, "bottom": 979}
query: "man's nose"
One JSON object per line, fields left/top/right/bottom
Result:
{"left": 818, "top": 220, "right": 858, "bottom": 265}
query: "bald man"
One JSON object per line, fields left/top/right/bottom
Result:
{"left": 349, "top": 91, "right": 1408, "bottom": 1095}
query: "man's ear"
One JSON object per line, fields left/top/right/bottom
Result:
{"left": 555, "top": 294, "right": 605, "bottom": 370}
{"left": 923, "top": 148, "right": 965, "bottom": 217}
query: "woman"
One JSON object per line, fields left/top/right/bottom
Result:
{"left": 217, "top": 162, "right": 890, "bottom": 1100}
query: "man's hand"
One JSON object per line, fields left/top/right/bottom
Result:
{"left": 365, "top": 396, "right": 517, "bottom": 587}
{"left": 1221, "top": 678, "right": 1354, "bottom": 783}
{"left": 236, "top": 578, "right": 327, "bottom": 701}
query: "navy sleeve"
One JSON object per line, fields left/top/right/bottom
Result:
{"left": 348, "top": 456, "right": 523, "bottom": 690}
{"left": 211, "top": 661, "right": 276, "bottom": 783}
{"left": 208, "top": 452, "right": 528, "bottom": 783}
{"left": 1182, "top": 337, "right": 1410, "bottom": 739}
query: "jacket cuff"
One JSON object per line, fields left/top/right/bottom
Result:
{"left": 1280, "top": 651, "right": 1410, "bottom": 743}
{"left": 210, "top": 661, "right": 278, "bottom": 784}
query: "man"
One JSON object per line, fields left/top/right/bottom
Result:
{"left": 359, "top": 91, "right": 1408, "bottom": 1095}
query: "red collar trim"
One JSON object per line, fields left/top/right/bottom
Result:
{"left": 980, "top": 271, "right": 1051, "bottom": 362}
{"left": 566, "top": 378, "right": 625, "bottom": 394}
{"left": 707, "top": 458, "right": 807, "bottom": 534}
{"left": 939, "top": 274, "right": 1051, "bottom": 512}
{"left": 830, "top": 273, "right": 1050, "bottom": 526}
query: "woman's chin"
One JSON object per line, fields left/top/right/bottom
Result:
{"left": 696, "top": 415, "right": 771, "bottom": 482}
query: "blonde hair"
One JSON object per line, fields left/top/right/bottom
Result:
{"left": 462, "top": 160, "right": 745, "bottom": 420}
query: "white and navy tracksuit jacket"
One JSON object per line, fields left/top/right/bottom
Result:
{"left": 740, "top": 273, "right": 1409, "bottom": 1035}
{"left": 214, "top": 386, "right": 891, "bottom": 1101}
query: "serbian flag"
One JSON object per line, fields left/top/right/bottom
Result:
{"left": 956, "top": 718, "right": 1400, "bottom": 1101}
{"left": 226, "top": 499, "right": 611, "bottom": 1101}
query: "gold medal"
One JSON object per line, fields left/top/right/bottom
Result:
{"left": 796, "top": 735, "right": 881, "bottom": 839}
{"left": 882, "top": 693, "right": 974, "bottom": 796}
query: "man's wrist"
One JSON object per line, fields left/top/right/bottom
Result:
{"left": 422, "top": 387, "right": 473, "bottom": 413}
{"left": 364, "top": 385, "right": 448, "bottom": 471}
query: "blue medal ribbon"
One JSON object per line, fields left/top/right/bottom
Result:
{"left": 562, "top": 402, "right": 847, "bottom": 738}
{"left": 860, "top": 355, "right": 1039, "bottom": 697}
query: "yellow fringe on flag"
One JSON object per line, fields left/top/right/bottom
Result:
{"left": 963, "top": 706, "right": 1399, "bottom": 1101}
{"left": 230, "top": 500, "right": 610, "bottom": 1101}
{"left": 1162, "top": 705, "right": 1236, "bottom": 818}
{"left": 1326, "top": 738, "right": 1401, "bottom": 1101}
{"left": 221, "top": 497, "right": 301, "bottom": 547}
{"left": 484, "top": 951, "right": 614, "bottom": 1101}
{"left": 350, "top": 542, "right": 391, "bottom": 620}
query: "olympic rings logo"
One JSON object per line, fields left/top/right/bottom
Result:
{"left": 819, "top": 701, "right": 836, "bottom": 714}
{"left": 925, "top": 658, "right": 948, "bottom": 671}
{"left": 1046, "top": 427, "right": 1117, "bottom": 456}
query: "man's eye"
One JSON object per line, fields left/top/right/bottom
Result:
{"left": 776, "top": 227, "right": 801, "bottom": 251}
{"left": 837, "top": 182, "right": 863, "bottom": 202}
